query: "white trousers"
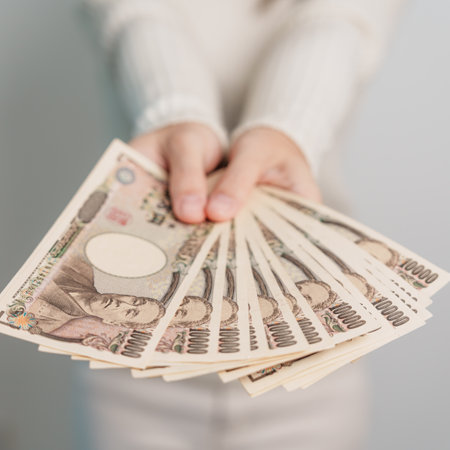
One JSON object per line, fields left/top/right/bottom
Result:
{"left": 76, "top": 361, "right": 369, "bottom": 450}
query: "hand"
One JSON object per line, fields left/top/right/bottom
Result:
{"left": 206, "top": 127, "right": 321, "bottom": 221}
{"left": 129, "top": 125, "right": 321, "bottom": 223}
{"left": 129, "top": 123, "right": 223, "bottom": 224}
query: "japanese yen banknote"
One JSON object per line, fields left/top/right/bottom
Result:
{"left": 1, "top": 140, "right": 448, "bottom": 396}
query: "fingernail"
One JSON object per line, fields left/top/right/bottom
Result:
{"left": 179, "top": 194, "right": 203, "bottom": 218}
{"left": 209, "top": 193, "right": 236, "bottom": 218}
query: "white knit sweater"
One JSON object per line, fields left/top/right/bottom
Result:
{"left": 86, "top": 0, "right": 404, "bottom": 174}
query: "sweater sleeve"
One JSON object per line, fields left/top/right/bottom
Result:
{"left": 85, "top": 0, "right": 228, "bottom": 148}
{"left": 232, "top": 0, "right": 406, "bottom": 174}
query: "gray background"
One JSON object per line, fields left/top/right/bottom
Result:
{"left": 0, "top": 1, "right": 448, "bottom": 449}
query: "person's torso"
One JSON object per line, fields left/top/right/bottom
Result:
{"left": 174, "top": 0, "right": 296, "bottom": 130}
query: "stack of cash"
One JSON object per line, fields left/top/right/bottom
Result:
{"left": 1, "top": 140, "right": 448, "bottom": 397}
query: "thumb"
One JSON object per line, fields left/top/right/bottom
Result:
{"left": 206, "top": 152, "right": 263, "bottom": 222}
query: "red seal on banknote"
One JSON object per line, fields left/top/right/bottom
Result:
{"left": 106, "top": 207, "right": 132, "bottom": 226}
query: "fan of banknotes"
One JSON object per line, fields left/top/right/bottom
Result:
{"left": 0, "top": 140, "right": 448, "bottom": 397}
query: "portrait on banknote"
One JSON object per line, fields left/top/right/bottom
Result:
{"left": 8, "top": 255, "right": 164, "bottom": 348}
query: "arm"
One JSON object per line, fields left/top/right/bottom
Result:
{"left": 86, "top": 0, "right": 227, "bottom": 143}
{"left": 207, "top": 0, "right": 406, "bottom": 220}
{"left": 86, "top": 0, "right": 227, "bottom": 222}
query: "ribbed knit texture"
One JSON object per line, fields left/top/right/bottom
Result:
{"left": 86, "top": 0, "right": 405, "bottom": 172}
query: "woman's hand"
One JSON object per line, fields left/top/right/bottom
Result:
{"left": 129, "top": 123, "right": 223, "bottom": 224}
{"left": 207, "top": 127, "right": 321, "bottom": 221}
{"left": 129, "top": 125, "right": 321, "bottom": 224}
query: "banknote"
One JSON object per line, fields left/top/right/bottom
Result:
{"left": 133, "top": 364, "right": 202, "bottom": 379}
{"left": 284, "top": 316, "right": 416, "bottom": 391}
{"left": 143, "top": 354, "right": 291, "bottom": 382}
{"left": 132, "top": 226, "right": 239, "bottom": 375}
{"left": 217, "top": 212, "right": 334, "bottom": 379}
{"left": 89, "top": 360, "right": 126, "bottom": 369}
{"left": 279, "top": 293, "right": 425, "bottom": 391}
{"left": 237, "top": 208, "right": 386, "bottom": 395}
{"left": 257, "top": 192, "right": 432, "bottom": 320}
{"left": 139, "top": 208, "right": 331, "bottom": 381}
{"left": 247, "top": 239, "right": 305, "bottom": 353}
{"left": 246, "top": 324, "right": 406, "bottom": 394}
{"left": 262, "top": 186, "right": 450, "bottom": 299}
{"left": 0, "top": 140, "right": 220, "bottom": 368}
{"left": 161, "top": 360, "right": 257, "bottom": 382}
{"left": 221, "top": 194, "right": 420, "bottom": 385}
{"left": 0, "top": 140, "right": 444, "bottom": 396}
{"left": 151, "top": 226, "right": 229, "bottom": 363}
{"left": 252, "top": 209, "right": 380, "bottom": 342}
{"left": 239, "top": 200, "right": 426, "bottom": 395}
{"left": 252, "top": 200, "right": 424, "bottom": 333}
{"left": 241, "top": 333, "right": 382, "bottom": 397}
{"left": 215, "top": 211, "right": 329, "bottom": 370}
{"left": 282, "top": 336, "right": 395, "bottom": 391}
{"left": 96, "top": 212, "right": 320, "bottom": 378}
{"left": 156, "top": 345, "right": 310, "bottom": 383}
{"left": 210, "top": 222, "right": 251, "bottom": 358}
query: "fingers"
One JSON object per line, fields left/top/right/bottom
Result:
{"left": 129, "top": 124, "right": 223, "bottom": 224}
{"left": 130, "top": 126, "right": 321, "bottom": 224}
{"left": 291, "top": 172, "right": 322, "bottom": 203}
{"left": 207, "top": 151, "right": 262, "bottom": 221}
{"left": 207, "top": 129, "right": 322, "bottom": 221}
{"left": 259, "top": 164, "right": 322, "bottom": 203}
{"left": 165, "top": 127, "right": 222, "bottom": 224}
{"left": 167, "top": 148, "right": 208, "bottom": 224}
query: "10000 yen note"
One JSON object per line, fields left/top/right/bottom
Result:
{"left": 247, "top": 238, "right": 315, "bottom": 354}
{"left": 151, "top": 225, "right": 229, "bottom": 363}
{"left": 158, "top": 208, "right": 331, "bottom": 381}
{"left": 0, "top": 140, "right": 220, "bottom": 368}
{"left": 229, "top": 211, "right": 317, "bottom": 363}
{"left": 239, "top": 201, "right": 425, "bottom": 395}
{"left": 252, "top": 202, "right": 424, "bottom": 334}
{"left": 282, "top": 332, "right": 405, "bottom": 392}
{"left": 212, "top": 222, "right": 250, "bottom": 358}
{"left": 244, "top": 237, "right": 312, "bottom": 357}
{"left": 257, "top": 193, "right": 432, "bottom": 320}
{"left": 218, "top": 212, "right": 333, "bottom": 383}
{"left": 237, "top": 213, "right": 382, "bottom": 395}
{"left": 262, "top": 187, "right": 450, "bottom": 299}
{"left": 252, "top": 212, "right": 380, "bottom": 344}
